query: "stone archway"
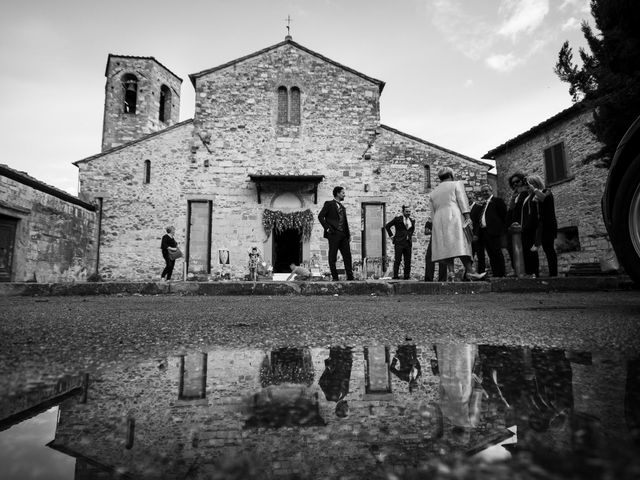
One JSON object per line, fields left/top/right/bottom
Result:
{"left": 264, "top": 193, "right": 310, "bottom": 271}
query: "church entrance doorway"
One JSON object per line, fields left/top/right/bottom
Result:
{"left": 272, "top": 228, "right": 302, "bottom": 273}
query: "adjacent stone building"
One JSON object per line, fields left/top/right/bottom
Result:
{"left": 0, "top": 164, "right": 97, "bottom": 282}
{"left": 76, "top": 36, "right": 490, "bottom": 281}
{"left": 482, "top": 103, "right": 613, "bottom": 274}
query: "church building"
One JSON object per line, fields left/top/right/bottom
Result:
{"left": 75, "top": 35, "right": 490, "bottom": 281}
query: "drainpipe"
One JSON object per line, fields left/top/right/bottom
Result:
{"left": 95, "top": 197, "right": 103, "bottom": 277}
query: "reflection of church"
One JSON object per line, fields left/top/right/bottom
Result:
{"left": 46, "top": 345, "right": 506, "bottom": 478}
{"left": 73, "top": 35, "right": 490, "bottom": 280}
{"left": 45, "top": 344, "right": 640, "bottom": 478}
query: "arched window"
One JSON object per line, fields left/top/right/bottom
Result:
{"left": 159, "top": 85, "right": 171, "bottom": 123}
{"left": 290, "top": 87, "right": 301, "bottom": 125}
{"left": 144, "top": 160, "right": 151, "bottom": 184}
{"left": 277, "top": 86, "right": 288, "bottom": 124}
{"left": 122, "top": 73, "right": 138, "bottom": 114}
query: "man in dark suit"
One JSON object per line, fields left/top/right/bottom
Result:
{"left": 385, "top": 205, "right": 416, "bottom": 279}
{"left": 469, "top": 193, "right": 485, "bottom": 273}
{"left": 474, "top": 184, "right": 507, "bottom": 277}
{"left": 318, "top": 186, "right": 354, "bottom": 281}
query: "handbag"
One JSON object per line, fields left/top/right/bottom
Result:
{"left": 168, "top": 247, "right": 183, "bottom": 260}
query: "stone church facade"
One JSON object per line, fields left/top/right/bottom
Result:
{"left": 76, "top": 36, "right": 490, "bottom": 281}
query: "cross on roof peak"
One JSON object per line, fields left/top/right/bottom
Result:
{"left": 285, "top": 15, "right": 292, "bottom": 40}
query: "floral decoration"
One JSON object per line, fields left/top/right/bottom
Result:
{"left": 262, "top": 209, "right": 315, "bottom": 241}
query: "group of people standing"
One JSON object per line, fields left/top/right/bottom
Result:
{"left": 319, "top": 167, "right": 558, "bottom": 282}
{"left": 161, "top": 169, "right": 557, "bottom": 282}
{"left": 422, "top": 167, "right": 558, "bottom": 280}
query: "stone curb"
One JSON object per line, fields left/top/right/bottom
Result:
{"left": 0, "top": 277, "right": 634, "bottom": 296}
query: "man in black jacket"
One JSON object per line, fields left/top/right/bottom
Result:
{"left": 385, "top": 205, "right": 416, "bottom": 279}
{"left": 474, "top": 184, "right": 507, "bottom": 277}
{"left": 318, "top": 186, "right": 354, "bottom": 281}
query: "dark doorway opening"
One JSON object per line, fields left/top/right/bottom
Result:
{"left": 273, "top": 228, "right": 302, "bottom": 273}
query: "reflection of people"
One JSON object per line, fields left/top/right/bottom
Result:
{"left": 390, "top": 344, "right": 422, "bottom": 392}
{"left": 474, "top": 184, "right": 507, "bottom": 278}
{"left": 318, "top": 347, "right": 353, "bottom": 417}
{"left": 385, "top": 205, "right": 416, "bottom": 280}
{"left": 318, "top": 186, "right": 354, "bottom": 281}
{"left": 286, "top": 263, "right": 311, "bottom": 281}
{"left": 434, "top": 343, "right": 484, "bottom": 429}
{"left": 424, "top": 218, "right": 447, "bottom": 281}
{"left": 160, "top": 226, "right": 178, "bottom": 281}
{"left": 429, "top": 167, "right": 486, "bottom": 281}
{"left": 528, "top": 175, "right": 558, "bottom": 277}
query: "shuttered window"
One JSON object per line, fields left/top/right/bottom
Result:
{"left": 544, "top": 142, "right": 568, "bottom": 184}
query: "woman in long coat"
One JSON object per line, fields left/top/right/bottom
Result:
{"left": 527, "top": 175, "right": 558, "bottom": 277}
{"left": 430, "top": 167, "right": 486, "bottom": 281}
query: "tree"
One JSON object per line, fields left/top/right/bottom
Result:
{"left": 554, "top": 0, "right": 640, "bottom": 167}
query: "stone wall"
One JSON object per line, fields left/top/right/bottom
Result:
{"left": 77, "top": 122, "right": 194, "bottom": 281}
{"left": 0, "top": 168, "right": 97, "bottom": 282}
{"left": 492, "top": 108, "right": 612, "bottom": 274}
{"left": 375, "top": 126, "right": 489, "bottom": 276}
{"left": 78, "top": 41, "right": 488, "bottom": 281}
{"left": 102, "top": 56, "right": 182, "bottom": 151}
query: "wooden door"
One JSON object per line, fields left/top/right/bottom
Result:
{"left": 187, "top": 201, "right": 212, "bottom": 274}
{"left": 0, "top": 216, "right": 17, "bottom": 282}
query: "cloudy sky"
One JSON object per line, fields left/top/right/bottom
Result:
{"left": 0, "top": 0, "right": 593, "bottom": 194}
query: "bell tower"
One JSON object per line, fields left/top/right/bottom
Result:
{"left": 101, "top": 54, "right": 182, "bottom": 152}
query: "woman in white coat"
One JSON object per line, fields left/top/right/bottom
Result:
{"left": 429, "top": 167, "right": 486, "bottom": 281}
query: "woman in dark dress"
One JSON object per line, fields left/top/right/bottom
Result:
{"left": 520, "top": 180, "right": 541, "bottom": 277}
{"left": 528, "top": 175, "right": 558, "bottom": 277}
{"left": 160, "top": 225, "right": 178, "bottom": 281}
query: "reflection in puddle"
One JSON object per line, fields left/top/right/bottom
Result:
{"left": 2, "top": 343, "right": 640, "bottom": 479}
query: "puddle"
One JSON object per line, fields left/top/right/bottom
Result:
{"left": 1, "top": 343, "right": 639, "bottom": 479}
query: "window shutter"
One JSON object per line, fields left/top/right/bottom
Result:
{"left": 544, "top": 147, "right": 555, "bottom": 184}
{"left": 554, "top": 143, "right": 566, "bottom": 181}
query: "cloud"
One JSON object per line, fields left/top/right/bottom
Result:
{"left": 497, "top": 0, "right": 549, "bottom": 40}
{"left": 561, "top": 17, "right": 581, "bottom": 31}
{"left": 429, "top": 0, "right": 496, "bottom": 60}
{"left": 463, "top": 79, "right": 474, "bottom": 88}
{"left": 485, "top": 53, "right": 523, "bottom": 72}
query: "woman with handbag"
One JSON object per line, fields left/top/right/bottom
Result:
{"left": 160, "top": 225, "right": 180, "bottom": 281}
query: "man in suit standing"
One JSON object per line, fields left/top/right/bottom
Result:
{"left": 385, "top": 205, "right": 416, "bottom": 279}
{"left": 468, "top": 193, "right": 485, "bottom": 273}
{"left": 318, "top": 186, "right": 354, "bottom": 281}
{"left": 474, "top": 184, "right": 507, "bottom": 277}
